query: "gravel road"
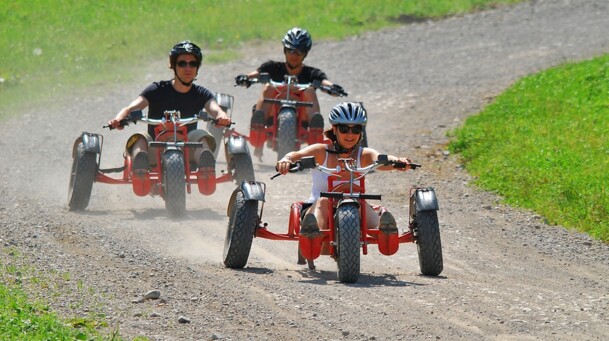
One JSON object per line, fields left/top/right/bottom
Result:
{"left": 1, "top": 1, "right": 609, "bottom": 340}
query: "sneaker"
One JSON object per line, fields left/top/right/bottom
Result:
{"left": 265, "top": 116, "right": 274, "bottom": 127}
{"left": 132, "top": 151, "right": 150, "bottom": 174}
{"left": 309, "top": 112, "right": 324, "bottom": 130}
{"left": 198, "top": 149, "right": 216, "bottom": 174}
{"left": 379, "top": 211, "right": 398, "bottom": 235}
{"left": 250, "top": 110, "right": 265, "bottom": 129}
{"left": 300, "top": 213, "right": 321, "bottom": 238}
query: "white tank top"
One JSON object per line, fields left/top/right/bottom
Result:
{"left": 307, "top": 147, "right": 362, "bottom": 203}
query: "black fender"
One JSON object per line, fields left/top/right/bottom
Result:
{"left": 226, "top": 135, "right": 249, "bottom": 155}
{"left": 413, "top": 187, "right": 439, "bottom": 213}
{"left": 227, "top": 181, "right": 265, "bottom": 217}
{"left": 73, "top": 132, "right": 102, "bottom": 158}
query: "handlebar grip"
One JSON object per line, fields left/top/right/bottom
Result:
{"left": 103, "top": 118, "right": 131, "bottom": 130}
{"left": 320, "top": 192, "right": 343, "bottom": 199}
{"left": 208, "top": 118, "right": 234, "bottom": 127}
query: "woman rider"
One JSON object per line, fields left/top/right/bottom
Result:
{"left": 275, "top": 102, "right": 412, "bottom": 250}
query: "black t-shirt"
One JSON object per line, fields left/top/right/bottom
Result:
{"left": 257, "top": 60, "right": 328, "bottom": 84}
{"left": 140, "top": 80, "right": 214, "bottom": 137}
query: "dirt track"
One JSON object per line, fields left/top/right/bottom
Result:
{"left": 2, "top": 1, "right": 609, "bottom": 340}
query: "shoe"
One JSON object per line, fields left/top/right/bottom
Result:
{"left": 198, "top": 150, "right": 216, "bottom": 174}
{"left": 250, "top": 110, "right": 265, "bottom": 129}
{"left": 379, "top": 211, "right": 398, "bottom": 235}
{"left": 132, "top": 151, "right": 150, "bottom": 174}
{"left": 300, "top": 214, "right": 321, "bottom": 238}
{"left": 309, "top": 113, "right": 324, "bottom": 130}
{"left": 265, "top": 116, "right": 274, "bottom": 127}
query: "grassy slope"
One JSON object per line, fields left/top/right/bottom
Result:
{"left": 450, "top": 55, "right": 609, "bottom": 241}
{"left": 0, "top": 0, "right": 520, "bottom": 116}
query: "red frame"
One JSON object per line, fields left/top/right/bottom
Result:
{"left": 255, "top": 169, "right": 415, "bottom": 260}
{"left": 94, "top": 119, "right": 233, "bottom": 197}
{"left": 249, "top": 86, "right": 324, "bottom": 152}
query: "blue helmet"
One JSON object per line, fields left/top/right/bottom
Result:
{"left": 329, "top": 102, "right": 367, "bottom": 126}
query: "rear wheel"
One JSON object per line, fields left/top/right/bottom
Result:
{"left": 276, "top": 108, "right": 297, "bottom": 162}
{"left": 162, "top": 150, "right": 186, "bottom": 218}
{"left": 67, "top": 142, "right": 97, "bottom": 211}
{"left": 223, "top": 190, "right": 258, "bottom": 268}
{"left": 415, "top": 210, "right": 443, "bottom": 276}
{"left": 335, "top": 204, "right": 361, "bottom": 283}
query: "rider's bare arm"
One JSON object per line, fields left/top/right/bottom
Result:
{"left": 109, "top": 96, "right": 149, "bottom": 130}
{"left": 205, "top": 99, "right": 231, "bottom": 126}
{"left": 364, "top": 148, "right": 411, "bottom": 171}
{"left": 276, "top": 143, "right": 326, "bottom": 175}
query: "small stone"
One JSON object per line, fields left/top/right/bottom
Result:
{"left": 178, "top": 316, "right": 191, "bottom": 324}
{"left": 144, "top": 290, "right": 161, "bottom": 300}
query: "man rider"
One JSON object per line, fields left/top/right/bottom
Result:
{"left": 235, "top": 27, "right": 345, "bottom": 159}
{"left": 108, "top": 40, "right": 231, "bottom": 174}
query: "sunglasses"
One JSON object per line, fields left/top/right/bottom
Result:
{"left": 285, "top": 48, "right": 305, "bottom": 56}
{"left": 176, "top": 60, "right": 199, "bottom": 68}
{"left": 336, "top": 124, "right": 363, "bottom": 134}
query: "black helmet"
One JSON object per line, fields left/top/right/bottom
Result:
{"left": 282, "top": 27, "right": 312, "bottom": 53}
{"left": 329, "top": 102, "right": 367, "bottom": 126}
{"left": 169, "top": 40, "right": 202, "bottom": 68}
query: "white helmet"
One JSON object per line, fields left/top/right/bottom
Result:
{"left": 328, "top": 102, "right": 367, "bottom": 126}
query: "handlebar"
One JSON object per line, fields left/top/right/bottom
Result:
{"left": 236, "top": 73, "right": 348, "bottom": 97}
{"left": 104, "top": 109, "right": 232, "bottom": 130}
{"left": 271, "top": 154, "right": 419, "bottom": 180}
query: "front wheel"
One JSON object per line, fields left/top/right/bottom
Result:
{"left": 231, "top": 152, "right": 255, "bottom": 184}
{"left": 276, "top": 108, "right": 297, "bottom": 162}
{"left": 414, "top": 210, "right": 443, "bottom": 276}
{"left": 223, "top": 190, "right": 258, "bottom": 268}
{"left": 162, "top": 150, "right": 186, "bottom": 218}
{"left": 67, "top": 142, "right": 98, "bottom": 211}
{"left": 335, "top": 203, "right": 361, "bottom": 283}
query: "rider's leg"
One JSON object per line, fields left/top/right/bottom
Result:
{"left": 126, "top": 133, "right": 151, "bottom": 172}
{"left": 255, "top": 84, "right": 279, "bottom": 124}
{"left": 305, "top": 198, "right": 330, "bottom": 231}
{"left": 364, "top": 203, "right": 381, "bottom": 229}
{"left": 301, "top": 89, "right": 321, "bottom": 120}
{"left": 188, "top": 130, "right": 216, "bottom": 170}
{"left": 304, "top": 198, "right": 332, "bottom": 255}
{"left": 301, "top": 88, "right": 323, "bottom": 130}
{"left": 252, "top": 85, "right": 281, "bottom": 159}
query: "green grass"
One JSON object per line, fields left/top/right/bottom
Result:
{"left": 450, "top": 55, "right": 609, "bottom": 241}
{"left": 0, "top": 0, "right": 520, "bottom": 117}
{"left": 0, "top": 252, "right": 122, "bottom": 340}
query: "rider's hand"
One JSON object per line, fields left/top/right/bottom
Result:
{"left": 276, "top": 156, "right": 293, "bottom": 175}
{"left": 330, "top": 84, "right": 345, "bottom": 96}
{"left": 108, "top": 118, "right": 124, "bottom": 130}
{"left": 214, "top": 112, "right": 231, "bottom": 127}
{"left": 395, "top": 157, "right": 411, "bottom": 171}
{"left": 235, "top": 74, "right": 251, "bottom": 88}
